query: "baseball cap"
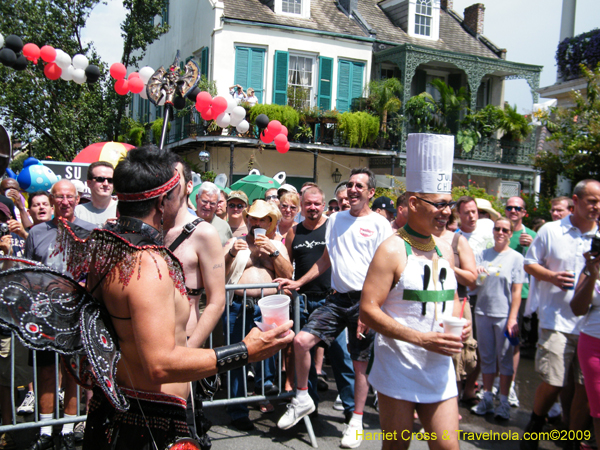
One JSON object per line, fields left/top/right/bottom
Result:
{"left": 227, "top": 190, "right": 248, "bottom": 205}
{"left": 277, "top": 184, "right": 297, "bottom": 198}
{"left": 372, "top": 196, "right": 395, "bottom": 213}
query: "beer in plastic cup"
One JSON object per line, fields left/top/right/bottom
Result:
{"left": 258, "top": 295, "right": 290, "bottom": 334}
{"left": 443, "top": 317, "right": 467, "bottom": 337}
{"left": 254, "top": 228, "right": 267, "bottom": 238}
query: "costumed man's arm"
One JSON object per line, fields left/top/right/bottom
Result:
{"left": 187, "top": 224, "right": 226, "bottom": 349}
{"left": 360, "top": 235, "right": 464, "bottom": 356}
{"left": 111, "top": 252, "right": 294, "bottom": 384}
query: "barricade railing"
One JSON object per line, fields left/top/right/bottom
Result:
{"left": 0, "top": 283, "right": 317, "bottom": 447}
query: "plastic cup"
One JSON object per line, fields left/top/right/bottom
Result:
{"left": 504, "top": 328, "right": 520, "bottom": 346}
{"left": 253, "top": 228, "right": 266, "bottom": 238}
{"left": 443, "top": 317, "right": 467, "bottom": 337}
{"left": 258, "top": 295, "right": 290, "bottom": 330}
{"left": 475, "top": 272, "right": 488, "bottom": 286}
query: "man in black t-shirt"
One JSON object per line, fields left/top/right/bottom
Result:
{"left": 283, "top": 186, "right": 355, "bottom": 422}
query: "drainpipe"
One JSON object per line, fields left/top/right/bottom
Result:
{"left": 313, "top": 151, "right": 318, "bottom": 182}
{"left": 229, "top": 143, "right": 234, "bottom": 186}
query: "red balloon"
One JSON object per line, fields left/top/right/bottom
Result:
{"left": 110, "top": 63, "right": 127, "bottom": 80}
{"left": 280, "top": 126, "right": 288, "bottom": 137}
{"left": 22, "top": 43, "right": 40, "bottom": 64}
{"left": 201, "top": 107, "right": 214, "bottom": 121}
{"left": 44, "top": 63, "right": 62, "bottom": 80}
{"left": 212, "top": 96, "right": 228, "bottom": 116}
{"left": 266, "top": 120, "right": 282, "bottom": 137}
{"left": 260, "top": 130, "right": 274, "bottom": 144}
{"left": 277, "top": 142, "right": 290, "bottom": 154}
{"left": 195, "top": 92, "right": 212, "bottom": 113}
{"left": 114, "top": 79, "right": 129, "bottom": 95}
{"left": 274, "top": 133, "right": 288, "bottom": 148}
{"left": 128, "top": 72, "right": 140, "bottom": 79}
{"left": 40, "top": 45, "right": 56, "bottom": 63}
{"left": 128, "top": 77, "right": 144, "bottom": 94}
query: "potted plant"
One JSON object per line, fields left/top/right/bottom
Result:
{"left": 294, "top": 123, "right": 313, "bottom": 143}
{"left": 300, "top": 106, "right": 320, "bottom": 124}
{"left": 206, "top": 121, "right": 223, "bottom": 136}
{"left": 319, "top": 109, "right": 339, "bottom": 124}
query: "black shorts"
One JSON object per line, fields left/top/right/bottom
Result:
{"left": 28, "top": 349, "right": 58, "bottom": 367}
{"left": 302, "top": 292, "right": 374, "bottom": 362}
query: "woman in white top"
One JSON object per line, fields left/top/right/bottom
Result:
{"left": 277, "top": 192, "right": 299, "bottom": 241}
{"left": 571, "top": 250, "right": 600, "bottom": 441}
{"left": 246, "top": 88, "right": 259, "bottom": 107}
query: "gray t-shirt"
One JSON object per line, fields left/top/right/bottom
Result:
{"left": 75, "top": 199, "right": 118, "bottom": 227}
{"left": 475, "top": 247, "right": 526, "bottom": 317}
{"left": 25, "top": 218, "right": 96, "bottom": 274}
{"left": 211, "top": 215, "right": 232, "bottom": 246}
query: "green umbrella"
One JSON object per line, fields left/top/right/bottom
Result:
{"left": 230, "top": 174, "right": 281, "bottom": 205}
{"left": 190, "top": 183, "right": 231, "bottom": 209}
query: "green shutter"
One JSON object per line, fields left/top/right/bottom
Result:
{"left": 201, "top": 47, "right": 209, "bottom": 77}
{"left": 350, "top": 62, "right": 364, "bottom": 110}
{"left": 234, "top": 47, "right": 249, "bottom": 89}
{"left": 272, "top": 51, "right": 288, "bottom": 105}
{"left": 249, "top": 49, "right": 265, "bottom": 104}
{"left": 415, "top": 69, "right": 427, "bottom": 94}
{"left": 336, "top": 60, "right": 351, "bottom": 112}
{"left": 317, "top": 56, "right": 333, "bottom": 111}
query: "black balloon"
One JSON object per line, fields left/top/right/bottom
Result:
{"left": 13, "top": 55, "right": 28, "bottom": 71}
{"left": 174, "top": 95, "right": 186, "bottom": 110}
{"left": 186, "top": 86, "right": 200, "bottom": 102}
{"left": 4, "top": 35, "right": 23, "bottom": 53}
{"left": 255, "top": 113, "right": 270, "bottom": 129}
{"left": 0, "top": 48, "right": 17, "bottom": 67}
{"left": 85, "top": 65, "right": 101, "bottom": 83}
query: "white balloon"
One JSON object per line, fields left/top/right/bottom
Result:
{"left": 0, "top": 33, "right": 4, "bottom": 49}
{"left": 231, "top": 106, "right": 246, "bottom": 122}
{"left": 225, "top": 97, "right": 237, "bottom": 114}
{"left": 216, "top": 113, "right": 231, "bottom": 128}
{"left": 139, "top": 66, "right": 155, "bottom": 84}
{"left": 60, "top": 65, "right": 74, "bottom": 81}
{"left": 236, "top": 120, "right": 250, "bottom": 134}
{"left": 55, "top": 50, "right": 71, "bottom": 70}
{"left": 72, "top": 54, "right": 89, "bottom": 70}
{"left": 139, "top": 87, "right": 148, "bottom": 99}
{"left": 229, "top": 115, "right": 242, "bottom": 127}
{"left": 72, "top": 68, "right": 86, "bottom": 84}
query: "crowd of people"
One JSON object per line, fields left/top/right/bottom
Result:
{"left": 0, "top": 134, "right": 599, "bottom": 450}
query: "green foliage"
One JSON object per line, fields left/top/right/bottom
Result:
{"left": 293, "top": 124, "right": 313, "bottom": 141}
{"left": 151, "top": 118, "right": 170, "bottom": 144}
{"left": 521, "top": 192, "right": 553, "bottom": 228}
{"left": 542, "top": 65, "right": 600, "bottom": 184}
{"left": 429, "top": 79, "right": 468, "bottom": 133}
{"left": 248, "top": 104, "right": 300, "bottom": 131}
{"left": 201, "top": 170, "right": 216, "bottom": 182}
{"left": 451, "top": 184, "right": 503, "bottom": 214}
{"left": 404, "top": 93, "right": 440, "bottom": 133}
{"left": 367, "top": 78, "right": 402, "bottom": 133}
{"left": 337, "top": 112, "right": 380, "bottom": 148}
{"left": 500, "top": 103, "right": 533, "bottom": 142}
{"left": 461, "top": 104, "right": 504, "bottom": 138}
{"left": 456, "top": 129, "right": 480, "bottom": 153}
{"left": 197, "top": 75, "right": 217, "bottom": 97}
{"left": 9, "top": 151, "right": 28, "bottom": 173}
{"left": 118, "top": 117, "right": 147, "bottom": 147}
{"left": 287, "top": 86, "right": 310, "bottom": 110}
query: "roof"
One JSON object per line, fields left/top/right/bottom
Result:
{"left": 223, "top": 0, "right": 502, "bottom": 59}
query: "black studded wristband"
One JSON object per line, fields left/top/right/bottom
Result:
{"left": 214, "top": 342, "right": 249, "bottom": 374}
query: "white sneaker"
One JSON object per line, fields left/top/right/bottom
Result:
{"left": 471, "top": 391, "right": 494, "bottom": 416}
{"left": 373, "top": 392, "right": 379, "bottom": 412}
{"left": 333, "top": 395, "right": 344, "bottom": 411}
{"left": 341, "top": 421, "right": 363, "bottom": 448}
{"left": 17, "top": 391, "right": 35, "bottom": 414}
{"left": 492, "top": 377, "right": 500, "bottom": 398}
{"left": 59, "top": 388, "right": 65, "bottom": 409}
{"left": 494, "top": 399, "right": 511, "bottom": 421}
{"left": 277, "top": 397, "right": 315, "bottom": 430}
{"left": 508, "top": 382, "right": 519, "bottom": 407}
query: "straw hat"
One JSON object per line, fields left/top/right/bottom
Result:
{"left": 475, "top": 198, "right": 500, "bottom": 220}
{"left": 243, "top": 199, "right": 280, "bottom": 235}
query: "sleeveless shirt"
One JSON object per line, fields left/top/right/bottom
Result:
{"left": 291, "top": 220, "right": 331, "bottom": 295}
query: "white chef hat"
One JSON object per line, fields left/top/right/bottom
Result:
{"left": 405, "top": 133, "right": 454, "bottom": 194}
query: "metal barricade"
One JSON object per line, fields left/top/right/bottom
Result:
{"left": 0, "top": 283, "right": 317, "bottom": 447}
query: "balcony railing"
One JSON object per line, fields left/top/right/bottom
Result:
{"left": 453, "top": 136, "right": 536, "bottom": 165}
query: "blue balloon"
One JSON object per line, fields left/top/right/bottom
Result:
{"left": 17, "top": 157, "right": 58, "bottom": 193}
{"left": 5, "top": 168, "right": 17, "bottom": 179}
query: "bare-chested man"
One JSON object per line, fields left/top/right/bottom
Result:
{"left": 223, "top": 200, "right": 293, "bottom": 430}
{"left": 73, "top": 147, "right": 293, "bottom": 449}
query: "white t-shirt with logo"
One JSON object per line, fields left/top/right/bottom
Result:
{"left": 457, "top": 218, "right": 495, "bottom": 258}
{"left": 326, "top": 210, "right": 393, "bottom": 293}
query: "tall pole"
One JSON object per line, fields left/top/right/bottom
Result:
{"left": 229, "top": 142, "right": 234, "bottom": 185}
{"left": 313, "top": 151, "right": 318, "bottom": 182}
{"left": 159, "top": 104, "right": 172, "bottom": 150}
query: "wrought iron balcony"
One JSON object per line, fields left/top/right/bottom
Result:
{"left": 454, "top": 136, "right": 535, "bottom": 166}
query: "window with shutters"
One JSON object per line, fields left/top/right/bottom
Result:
{"left": 414, "top": 0, "right": 432, "bottom": 36}
{"left": 336, "top": 60, "right": 365, "bottom": 113}
{"left": 288, "top": 54, "right": 315, "bottom": 109}
{"left": 161, "top": 0, "right": 169, "bottom": 26}
{"left": 234, "top": 46, "right": 265, "bottom": 104}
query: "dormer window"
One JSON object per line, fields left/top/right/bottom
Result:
{"left": 415, "top": 0, "right": 432, "bottom": 36}
{"left": 275, "top": 0, "right": 310, "bottom": 18}
{"left": 282, "top": 0, "right": 301, "bottom": 14}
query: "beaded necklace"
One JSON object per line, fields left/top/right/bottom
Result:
{"left": 398, "top": 225, "right": 436, "bottom": 252}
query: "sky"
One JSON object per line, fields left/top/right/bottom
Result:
{"left": 81, "top": 0, "right": 600, "bottom": 114}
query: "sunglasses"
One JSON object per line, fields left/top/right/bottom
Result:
{"left": 416, "top": 196, "right": 456, "bottom": 210}
{"left": 346, "top": 181, "right": 368, "bottom": 190}
{"left": 92, "top": 176, "right": 114, "bottom": 184}
{"left": 280, "top": 204, "right": 298, "bottom": 211}
{"left": 228, "top": 203, "right": 245, "bottom": 209}
{"left": 493, "top": 227, "right": 511, "bottom": 233}
{"left": 265, "top": 195, "right": 278, "bottom": 201}
{"left": 328, "top": 206, "right": 340, "bottom": 212}
{"left": 505, "top": 205, "right": 523, "bottom": 212}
